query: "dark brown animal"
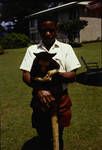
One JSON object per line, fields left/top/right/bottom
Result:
{"left": 30, "top": 52, "right": 63, "bottom": 100}
{"left": 30, "top": 52, "right": 61, "bottom": 150}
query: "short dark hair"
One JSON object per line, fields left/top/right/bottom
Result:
{"left": 37, "top": 14, "right": 58, "bottom": 31}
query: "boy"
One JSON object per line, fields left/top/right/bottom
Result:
{"left": 20, "top": 15, "right": 81, "bottom": 150}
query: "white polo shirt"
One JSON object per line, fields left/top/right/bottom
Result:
{"left": 20, "top": 39, "right": 81, "bottom": 73}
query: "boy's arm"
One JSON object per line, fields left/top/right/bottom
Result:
{"left": 47, "top": 69, "right": 77, "bottom": 83}
{"left": 58, "top": 70, "right": 76, "bottom": 82}
{"left": 22, "top": 70, "right": 32, "bottom": 87}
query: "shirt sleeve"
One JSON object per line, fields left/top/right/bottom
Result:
{"left": 20, "top": 46, "right": 36, "bottom": 72}
{"left": 65, "top": 45, "right": 81, "bottom": 72}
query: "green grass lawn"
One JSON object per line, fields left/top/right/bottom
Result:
{"left": 0, "top": 42, "right": 102, "bottom": 150}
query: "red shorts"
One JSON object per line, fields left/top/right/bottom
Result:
{"left": 58, "top": 94, "right": 72, "bottom": 127}
{"left": 31, "top": 94, "right": 72, "bottom": 128}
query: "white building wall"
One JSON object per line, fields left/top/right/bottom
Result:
{"left": 80, "top": 17, "right": 101, "bottom": 42}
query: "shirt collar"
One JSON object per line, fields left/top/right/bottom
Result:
{"left": 54, "top": 39, "right": 60, "bottom": 48}
{"left": 37, "top": 39, "right": 60, "bottom": 49}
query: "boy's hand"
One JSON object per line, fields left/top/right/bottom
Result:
{"left": 37, "top": 90, "right": 55, "bottom": 106}
{"left": 33, "top": 69, "right": 59, "bottom": 82}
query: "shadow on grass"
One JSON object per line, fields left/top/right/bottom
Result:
{"left": 21, "top": 136, "right": 41, "bottom": 150}
{"left": 76, "top": 68, "right": 102, "bottom": 86}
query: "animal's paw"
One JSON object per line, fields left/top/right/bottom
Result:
{"left": 34, "top": 75, "right": 52, "bottom": 82}
{"left": 47, "top": 69, "right": 59, "bottom": 77}
{"left": 34, "top": 77, "right": 44, "bottom": 81}
{"left": 43, "top": 74, "right": 52, "bottom": 81}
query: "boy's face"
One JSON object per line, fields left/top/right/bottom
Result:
{"left": 39, "top": 20, "right": 57, "bottom": 46}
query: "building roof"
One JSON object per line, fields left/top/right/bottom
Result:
{"left": 78, "top": 1, "right": 90, "bottom": 5}
{"left": 25, "top": 1, "right": 92, "bottom": 19}
{"left": 25, "top": 1, "right": 77, "bottom": 19}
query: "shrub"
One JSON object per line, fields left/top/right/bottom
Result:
{"left": 69, "top": 42, "right": 82, "bottom": 47}
{"left": 0, "top": 32, "right": 30, "bottom": 49}
{"left": 59, "top": 19, "right": 88, "bottom": 43}
{"left": 0, "top": 45, "right": 4, "bottom": 54}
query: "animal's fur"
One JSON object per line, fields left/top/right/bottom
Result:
{"left": 30, "top": 52, "right": 63, "bottom": 99}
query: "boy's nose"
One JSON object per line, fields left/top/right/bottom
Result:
{"left": 46, "top": 31, "right": 51, "bottom": 36}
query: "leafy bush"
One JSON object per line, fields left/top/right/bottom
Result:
{"left": 59, "top": 19, "right": 88, "bottom": 43}
{"left": 70, "top": 42, "right": 82, "bottom": 47}
{"left": 0, "top": 32, "right": 30, "bottom": 49}
{"left": 0, "top": 45, "right": 5, "bottom": 54}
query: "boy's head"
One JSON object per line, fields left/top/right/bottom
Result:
{"left": 37, "top": 14, "right": 58, "bottom": 47}
{"left": 38, "top": 14, "right": 58, "bottom": 29}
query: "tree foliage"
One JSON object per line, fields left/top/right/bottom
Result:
{"left": 59, "top": 19, "right": 88, "bottom": 43}
{"left": 2, "top": 0, "right": 76, "bottom": 19}
{"left": 2, "top": 0, "right": 60, "bottom": 19}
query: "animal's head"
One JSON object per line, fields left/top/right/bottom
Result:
{"left": 33, "top": 52, "right": 59, "bottom": 74}
{"left": 34, "top": 52, "right": 56, "bottom": 61}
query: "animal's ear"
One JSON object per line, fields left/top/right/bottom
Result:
{"left": 33, "top": 53, "right": 38, "bottom": 57}
{"left": 33, "top": 52, "right": 56, "bottom": 58}
{"left": 50, "top": 53, "right": 56, "bottom": 58}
